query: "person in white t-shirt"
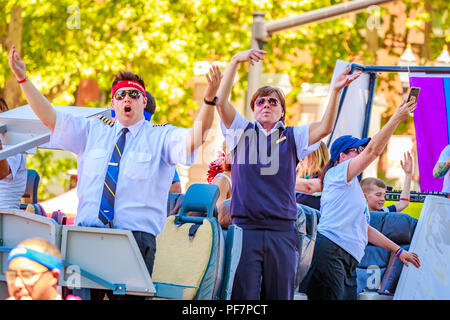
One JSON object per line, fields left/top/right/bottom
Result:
{"left": 299, "top": 98, "right": 421, "bottom": 300}
{"left": 0, "top": 97, "right": 27, "bottom": 210}
{"left": 433, "top": 144, "right": 450, "bottom": 193}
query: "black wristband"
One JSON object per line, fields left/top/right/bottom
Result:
{"left": 204, "top": 96, "right": 218, "bottom": 106}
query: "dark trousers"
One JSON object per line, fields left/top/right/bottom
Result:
{"left": 77, "top": 231, "right": 156, "bottom": 300}
{"left": 231, "top": 229, "right": 300, "bottom": 300}
{"left": 299, "top": 232, "right": 358, "bottom": 300}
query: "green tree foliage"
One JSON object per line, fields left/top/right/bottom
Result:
{"left": 0, "top": 0, "right": 448, "bottom": 199}
{"left": 1, "top": 0, "right": 448, "bottom": 122}
{"left": 26, "top": 150, "right": 77, "bottom": 200}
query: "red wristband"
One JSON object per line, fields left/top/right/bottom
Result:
{"left": 17, "top": 77, "right": 28, "bottom": 84}
{"left": 400, "top": 198, "right": 410, "bottom": 202}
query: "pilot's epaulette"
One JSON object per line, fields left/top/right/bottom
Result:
{"left": 153, "top": 123, "right": 169, "bottom": 127}
{"left": 98, "top": 115, "right": 114, "bottom": 127}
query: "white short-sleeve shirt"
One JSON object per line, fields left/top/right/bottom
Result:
{"left": 220, "top": 112, "right": 320, "bottom": 160}
{"left": 0, "top": 153, "right": 27, "bottom": 210}
{"left": 51, "top": 111, "right": 196, "bottom": 236}
{"left": 318, "top": 159, "right": 370, "bottom": 262}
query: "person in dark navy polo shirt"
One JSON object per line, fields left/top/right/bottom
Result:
{"left": 215, "top": 49, "right": 361, "bottom": 300}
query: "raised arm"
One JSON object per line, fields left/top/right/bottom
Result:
{"left": 216, "top": 49, "right": 266, "bottom": 128}
{"left": 368, "top": 225, "right": 420, "bottom": 268}
{"left": 8, "top": 45, "right": 56, "bottom": 131}
{"left": 186, "top": 65, "right": 222, "bottom": 155}
{"left": 295, "top": 178, "right": 322, "bottom": 194}
{"left": 433, "top": 147, "right": 450, "bottom": 178}
{"left": 396, "top": 151, "right": 413, "bottom": 212}
{"left": 0, "top": 141, "right": 11, "bottom": 180}
{"left": 308, "top": 67, "right": 362, "bottom": 145}
{"left": 346, "top": 98, "right": 416, "bottom": 182}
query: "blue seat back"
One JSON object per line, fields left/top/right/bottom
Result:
{"left": 22, "top": 169, "right": 40, "bottom": 204}
{"left": 219, "top": 224, "right": 243, "bottom": 300}
{"left": 356, "top": 211, "right": 417, "bottom": 295}
{"left": 295, "top": 204, "right": 320, "bottom": 290}
{"left": 176, "top": 184, "right": 219, "bottom": 224}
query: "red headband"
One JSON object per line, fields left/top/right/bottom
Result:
{"left": 111, "top": 80, "right": 145, "bottom": 97}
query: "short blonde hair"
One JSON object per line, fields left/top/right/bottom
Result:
{"left": 360, "top": 177, "right": 387, "bottom": 193}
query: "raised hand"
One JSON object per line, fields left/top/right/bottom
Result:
{"left": 232, "top": 49, "right": 266, "bottom": 66}
{"left": 400, "top": 151, "right": 413, "bottom": 175}
{"left": 393, "top": 98, "right": 417, "bottom": 122}
{"left": 333, "top": 66, "right": 362, "bottom": 91}
{"left": 9, "top": 45, "right": 27, "bottom": 81}
{"left": 205, "top": 64, "right": 223, "bottom": 100}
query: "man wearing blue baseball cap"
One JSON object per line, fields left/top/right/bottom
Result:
{"left": 300, "top": 98, "right": 421, "bottom": 300}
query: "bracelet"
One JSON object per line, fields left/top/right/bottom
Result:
{"left": 400, "top": 198, "right": 410, "bottom": 202}
{"left": 204, "top": 96, "right": 218, "bottom": 106}
{"left": 17, "top": 77, "right": 28, "bottom": 84}
{"left": 396, "top": 248, "right": 404, "bottom": 258}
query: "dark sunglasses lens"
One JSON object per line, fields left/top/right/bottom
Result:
{"left": 269, "top": 98, "right": 278, "bottom": 105}
{"left": 128, "top": 90, "right": 141, "bottom": 99}
{"left": 256, "top": 98, "right": 265, "bottom": 106}
{"left": 114, "top": 90, "right": 141, "bottom": 100}
{"left": 114, "top": 90, "right": 126, "bottom": 100}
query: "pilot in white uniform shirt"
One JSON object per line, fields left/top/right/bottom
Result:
{"left": 50, "top": 110, "right": 196, "bottom": 236}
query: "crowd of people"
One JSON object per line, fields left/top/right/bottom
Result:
{"left": 2, "top": 44, "right": 449, "bottom": 301}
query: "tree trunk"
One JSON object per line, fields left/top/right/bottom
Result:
{"left": 2, "top": 5, "right": 23, "bottom": 109}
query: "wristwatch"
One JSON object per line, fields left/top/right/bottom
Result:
{"left": 204, "top": 96, "right": 218, "bottom": 106}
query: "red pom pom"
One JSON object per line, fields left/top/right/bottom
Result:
{"left": 207, "top": 151, "right": 226, "bottom": 183}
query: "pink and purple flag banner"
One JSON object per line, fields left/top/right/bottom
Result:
{"left": 410, "top": 76, "right": 450, "bottom": 192}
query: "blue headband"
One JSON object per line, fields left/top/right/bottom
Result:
{"left": 8, "top": 247, "right": 63, "bottom": 272}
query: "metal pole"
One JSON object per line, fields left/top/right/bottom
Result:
{"left": 246, "top": 0, "right": 401, "bottom": 120}
{"left": 246, "top": 12, "right": 266, "bottom": 120}
{"left": 266, "top": 0, "right": 399, "bottom": 35}
{"left": 362, "top": 72, "right": 377, "bottom": 138}
{"left": 352, "top": 64, "right": 450, "bottom": 73}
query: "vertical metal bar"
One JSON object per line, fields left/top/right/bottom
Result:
{"left": 326, "top": 64, "right": 356, "bottom": 147}
{"left": 362, "top": 72, "right": 377, "bottom": 138}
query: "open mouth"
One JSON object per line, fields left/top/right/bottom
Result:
{"left": 124, "top": 106, "right": 132, "bottom": 113}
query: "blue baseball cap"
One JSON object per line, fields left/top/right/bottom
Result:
{"left": 330, "top": 135, "right": 371, "bottom": 162}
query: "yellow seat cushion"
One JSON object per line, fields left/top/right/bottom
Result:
{"left": 384, "top": 200, "right": 423, "bottom": 220}
{"left": 152, "top": 216, "right": 213, "bottom": 299}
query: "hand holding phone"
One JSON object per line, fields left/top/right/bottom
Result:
{"left": 407, "top": 87, "right": 420, "bottom": 103}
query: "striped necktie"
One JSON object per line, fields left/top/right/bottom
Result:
{"left": 98, "top": 127, "right": 129, "bottom": 228}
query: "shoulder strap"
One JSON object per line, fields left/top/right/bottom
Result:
{"left": 97, "top": 115, "right": 114, "bottom": 127}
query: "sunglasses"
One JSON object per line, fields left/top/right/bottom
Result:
{"left": 345, "top": 146, "right": 365, "bottom": 154}
{"left": 255, "top": 97, "right": 280, "bottom": 107}
{"left": 114, "top": 89, "right": 142, "bottom": 101}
